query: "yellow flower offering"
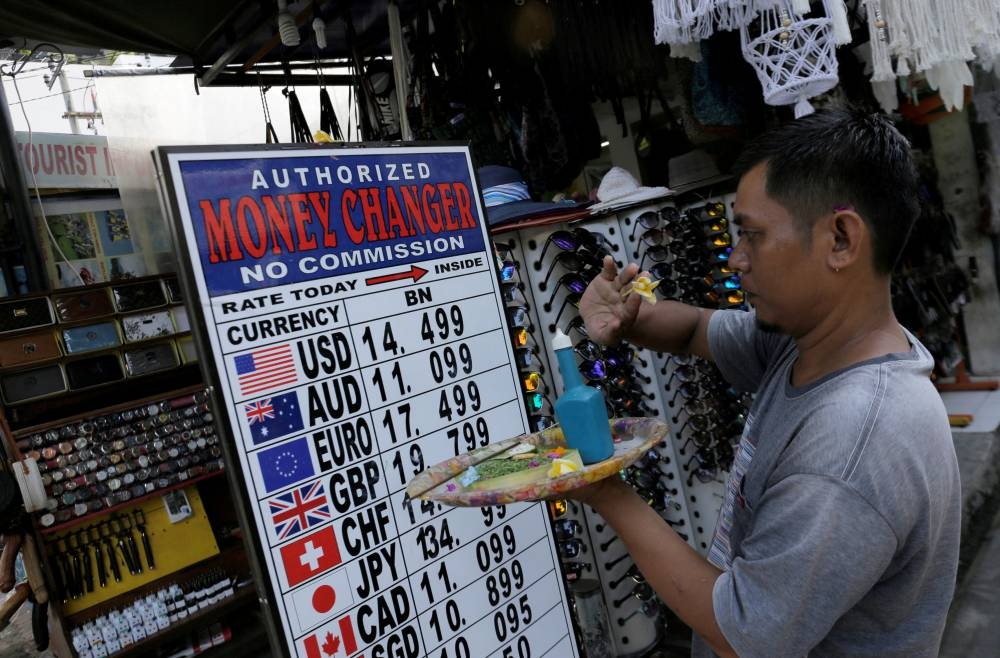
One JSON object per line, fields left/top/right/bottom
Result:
{"left": 547, "top": 457, "right": 581, "bottom": 478}
{"left": 622, "top": 275, "right": 661, "bottom": 304}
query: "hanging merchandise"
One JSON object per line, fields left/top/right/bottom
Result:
{"left": 257, "top": 75, "right": 279, "bottom": 144}
{"left": 314, "top": 60, "right": 343, "bottom": 142}
{"left": 365, "top": 59, "right": 402, "bottom": 140}
{"left": 343, "top": 7, "right": 383, "bottom": 141}
{"left": 283, "top": 87, "right": 312, "bottom": 143}
{"left": 386, "top": 0, "right": 413, "bottom": 141}
{"left": 652, "top": 0, "right": 729, "bottom": 45}
{"left": 651, "top": 0, "right": 852, "bottom": 116}
{"left": 317, "top": 87, "right": 342, "bottom": 142}
{"left": 690, "top": 33, "right": 760, "bottom": 129}
{"left": 864, "top": 0, "right": 1000, "bottom": 113}
{"left": 738, "top": 0, "right": 846, "bottom": 117}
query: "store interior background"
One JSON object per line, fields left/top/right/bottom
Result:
{"left": 3, "top": 1, "right": 1000, "bottom": 657}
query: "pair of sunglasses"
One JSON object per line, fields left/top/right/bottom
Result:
{"left": 557, "top": 538, "right": 587, "bottom": 559}
{"left": 536, "top": 228, "right": 615, "bottom": 267}
{"left": 678, "top": 431, "right": 717, "bottom": 455}
{"left": 522, "top": 371, "right": 544, "bottom": 393}
{"left": 540, "top": 251, "right": 602, "bottom": 292}
{"left": 553, "top": 518, "right": 583, "bottom": 542}
{"left": 609, "top": 564, "right": 646, "bottom": 589}
{"left": 575, "top": 340, "right": 649, "bottom": 370}
{"left": 526, "top": 392, "right": 554, "bottom": 414}
{"left": 561, "top": 561, "right": 591, "bottom": 582}
{"left": 544, "top": 272, "right": 592, "bottom": 312}
{"left": 612, "top": 582, "right": 655, "bottom": 608}
{"left": 529, "top": 415, "right": 555, "bottom": 433}
{"left": 687, "top": 201, "right": 726, "bottom": 222}
{"left": 628, "top": 207, "right": 680, "bottom": 239}
{"left": 618, "top": 600, "right": 660, "bottom": 627}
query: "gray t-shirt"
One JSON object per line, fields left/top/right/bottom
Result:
{"left": 690, "top": 309, "right": 960, "bottom": 658}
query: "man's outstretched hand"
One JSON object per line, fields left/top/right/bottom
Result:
{"left": 578, "top": 256, "right": 643, "bottom": 346}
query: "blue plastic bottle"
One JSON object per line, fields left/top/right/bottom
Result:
{"left": 552, "top": 329, "right": 614, "bottom": 464}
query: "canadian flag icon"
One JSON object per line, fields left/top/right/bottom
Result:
{"left": 302, "top": 615, "right": 358, "bottom": 658}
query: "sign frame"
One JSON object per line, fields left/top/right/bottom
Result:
{"left": 153, "top": 141, "right": 580, "bottom": 658}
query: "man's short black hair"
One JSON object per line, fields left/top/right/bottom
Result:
{"left": 733, "top": 108, "right": 919, "bottom": 275}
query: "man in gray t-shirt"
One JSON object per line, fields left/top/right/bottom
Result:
{"left": 695, "top": 309, "right": 959, "bottom": 657}
{"left": 575, "top": 109, "right": 961, "bottom": 656}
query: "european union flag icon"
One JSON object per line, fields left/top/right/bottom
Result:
{"left": 245, "top": 393, "right": 305, "bottom": 445}
{"left": 257, "top": 437, "right": 315, "bottom": 493}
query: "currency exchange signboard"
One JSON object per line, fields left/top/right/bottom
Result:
{"left": 155, "top": 144, "right": 580, "bottom": 658}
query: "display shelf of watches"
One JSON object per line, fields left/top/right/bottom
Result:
{"left": 38, "top": 465, "right": 224, "bottom": 536}
{"left": 12, "top": 390, "right": 222, "bottom": 528}
{"left": 69, "top": 571, "right": 239, "bottom": 658}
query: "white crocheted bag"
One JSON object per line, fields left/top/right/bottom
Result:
{"left": 739, "top": 0, "right": 841, "bottom": 117}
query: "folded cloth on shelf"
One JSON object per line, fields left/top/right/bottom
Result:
{"left": 478, "top": 165, "right": 588, "bottom": 227}
{"left": 588, "top": 167, "right": 672, "bottom": 214}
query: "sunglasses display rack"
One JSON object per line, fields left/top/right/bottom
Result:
{"left": 493, "top": 239, "right": 560, "bottom": 431}
{"left": 495, "top": 214, "right": 697, "bottom": 656}
{"left": 623, "top": 194, "right": 754, "bottom": 555}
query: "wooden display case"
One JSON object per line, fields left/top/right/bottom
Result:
{"left": 0, "top": 275, "right": 263, "bottom": 657}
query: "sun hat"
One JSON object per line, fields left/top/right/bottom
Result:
{"left": 588, "top": 167, "right": 673, "bottom": 214}
{"left": 478, "top": 165, "right": 587, "bottom": 227}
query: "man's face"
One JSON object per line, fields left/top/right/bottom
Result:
{"left": 729, "top": 163, "right": 827, "bottom": 337}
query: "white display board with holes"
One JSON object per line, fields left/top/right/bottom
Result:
{"left": 490, "top": 188, "right": 748, "bottom": 655}
{"left": 494, "top": 208, "right": 695, "bottom": 655}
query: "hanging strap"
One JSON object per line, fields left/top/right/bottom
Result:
{"left": 266, "top": 121, "right": 280, "bottom": 144}
{"left": 319, "top": 87, "right": 343, "bottom": 141}
{"left": 258, "top": 74, "right": 280, "bottom": 144}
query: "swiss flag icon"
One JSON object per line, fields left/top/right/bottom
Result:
{"left": 302, "top": 615, "right": 358, "bottom": 658}
{"left": 279, "top": 526, "right": 343, "bottom": 589}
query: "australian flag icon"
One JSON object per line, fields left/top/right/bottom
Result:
{"left": 245, "top": 392, "right": 305, "bottom": 445}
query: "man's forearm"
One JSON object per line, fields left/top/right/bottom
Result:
{"left": 622, "top": 300, "right": 712, "bottom": 358}
{"left": 587, "top": 479, "right": 735, "bottom": 657}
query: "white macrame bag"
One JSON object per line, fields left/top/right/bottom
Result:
{"left": 652, "top": 0, "right": 722, "bottom": 45}
{"left": 739, "top": 0, "right": 843, "bottom": 118}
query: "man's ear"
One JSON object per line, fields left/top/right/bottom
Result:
{"left": 826, "top": 209, "right": 866, "bottom": 272}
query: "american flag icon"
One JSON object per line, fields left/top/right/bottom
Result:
{"left": 269, "top": 480, "right": 332, "bottom": 541}
{"left": 234, "top": 344, "right": 298, "bottom": 396}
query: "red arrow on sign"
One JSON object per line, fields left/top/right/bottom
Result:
{"left": 365, "top": 265, "right": 428, "bottom": 286}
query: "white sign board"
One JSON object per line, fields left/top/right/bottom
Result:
{"left": 15, "top": 131, "right": 116, "bottom": 188}
{"left": 155, "top": 144, "right": 580, "bottom": 658}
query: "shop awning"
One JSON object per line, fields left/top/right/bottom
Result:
{"left": 0, "top": 1, "right": 404, "bottom": 71}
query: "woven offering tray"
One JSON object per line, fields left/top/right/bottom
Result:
{"left": 406, "top": 417, "right": 668, "bottom": 507}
